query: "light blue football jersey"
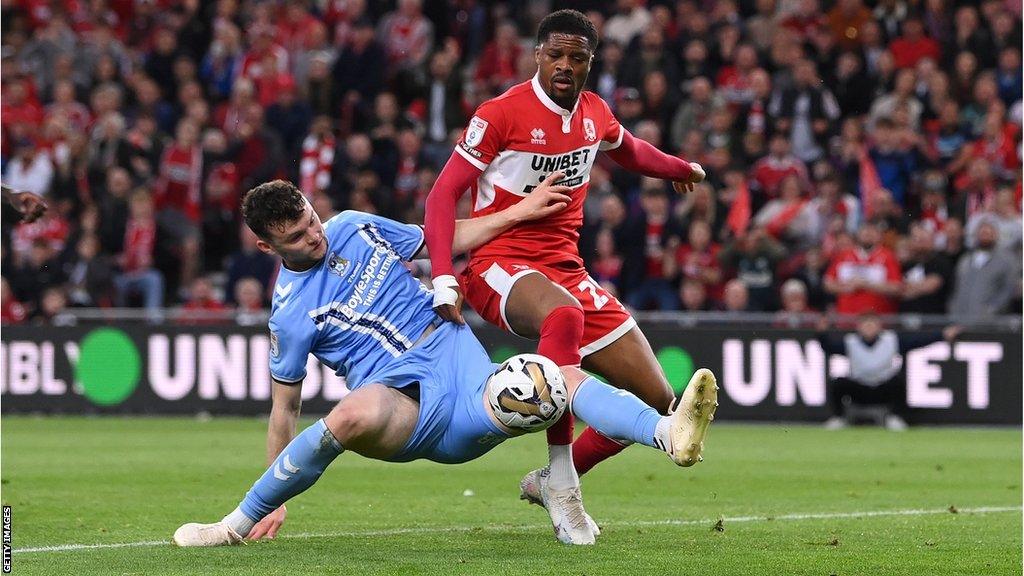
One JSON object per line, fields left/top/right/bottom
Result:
{"left": 268, "top": 211, "right": 436, "bottom": 390}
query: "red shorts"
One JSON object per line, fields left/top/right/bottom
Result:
{"left": 459, "top": 258, "right": 636, "bottom": 357}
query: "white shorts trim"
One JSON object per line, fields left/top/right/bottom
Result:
{"left": 579, "top": 316, "right": 637, "bottom": 357}
{"left": 481, "top": 263, "right": 543, "bottom": 339}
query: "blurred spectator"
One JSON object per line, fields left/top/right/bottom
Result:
{"left": 625, "top": 183, "right": 680, "bottom": 311}
{"left": 753, "top": 174, "right": 817, "bottom": 249}
{"left": 749, "top": 132, "right": 811, "bottom": 206}
{"left": 298, "top": 116, "right": 337, "bottom": 197}
{"left": 4, "top": 138, "right": 54, "bottom": 197}
{"left": 869, "top": 69, "right": 923, "bottom": 131}
{"left": 33, "top": 286, "right": 76, "bottom": 326}
{"left": 719, "top": 228, "right": 787, "bottom": 311}
{"left": 889, "top": 18, "right": 941, "bottom": 70}
{"left": 792, "top": 247, "right": 831, "bottom": 310}
{"left": 679, "top": 279, "right": 711, "bottom": 312}
{"left": 113, "top": 191, "right": 164, "bottom": 310}
{"left": 473, "top": 22, "right": 522, "bottom": 98}
{"left": 899, "top": 223, "right": 952, "bottom": 314}
{"left": 817, "top": 315, "right": 961, "bottom": 431}
{"left": 414, "top": 51, "right": 465, "bottom": 166}
{"left": 590, "top": 41, "right": 625, "bottom": 105}
{"left": 867, "top": 117, "right": 917, "bottom": 207}
{"left": 769, "top": 59, "right": 841, "bottom": 163}
{"left": 825, "top": 223, "right": 901, "bottom": 315}
{"left": 201, "top": 22, "right": 245, "bottom": 103}
{"left": 775, "top": 278, "right": 815, "bottom": 327}
{"left": 604, "top": 0, "right": 651, "bottom": 48}
{"left": 590, "top": 228, "right": 623, "bottom": 295}
{"left": 966, "top": 188, "right": 1023, "bottom": 254}
{"left": 181, "top": 275, "right": 228, "bottom": 324}
{"left": 1, "top": 277, "right": 28, "bottom": 324}
{"left": 666, "top": 220, "right": 723, "bottom": 305}
{"left": 234, "top": 276, "right": 267, "bottom": 327}
{"left": 225, "top": 226, "right": 278, "bottom": 307}
{"left": 378, "top": 0, "right": 434, "bottom": 73}
{"left": 63, "top": 233, "right": 114, "bottom": 307}
{"left": 265, "top": 76, "right": 312, "bottom": 163}
{"left": 947, "top": 220, "right": 1017, "bottom": 316}
{"left": 332, "top": 18, "right": 386, "bottom": 127}
{"left": 721, "top": 279, "right": 752, "bottom": 313}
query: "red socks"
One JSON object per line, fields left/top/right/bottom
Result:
{"left": 572, "top": 427, "right": 629, "bottom": 475}
{"left": 536, "top": 304, "right": 627, "bottom": 475}
{"left": 537, "top": 306, "right": 584, "bottom": 446}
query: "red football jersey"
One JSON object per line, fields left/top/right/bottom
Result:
{"left": 825, "top": 247, "right": 901, "bottom": 314}
{"left": 454, "top": 75, "right": 624, "bottom": 265}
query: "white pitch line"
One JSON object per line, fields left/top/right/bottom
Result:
{"left": 13, "top": 505, "right": 1020, "bottom": 555}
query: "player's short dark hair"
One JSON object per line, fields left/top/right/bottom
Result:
{"left": 537, "top": 9, "right": 598, "bottom": 51}
{"left": 242, "top": 180, "right": 306, "bottom": 239}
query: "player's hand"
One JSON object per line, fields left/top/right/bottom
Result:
{"left": 11, "top": 190, "right": 47, "bottom": 223}
{"left": 672, "top": 163, "right": 706, "bottom": 194}
{"left": 515, "top": 171, "right": 572, "bottom": 222}
{"left": 432, "top": 274, "right": 465, "bottom": 324}
{"left": 247, "top": 505, "right": 287, "bottom": 540}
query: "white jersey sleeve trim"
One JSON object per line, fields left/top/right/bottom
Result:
{"left": 599, "top": 125, "right": 625, "bottom": 151}
{"left": 454, "top": 144, "right": 489, "bottom": 171}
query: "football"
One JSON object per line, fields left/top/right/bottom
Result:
{"left": 486, "top": 354, "right": 568, "bottom": 433}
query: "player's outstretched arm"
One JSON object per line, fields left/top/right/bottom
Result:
{"left": 247, "top": 379, "right": 303, "bottom": 541}
{"left": 604, "top": 130, "right": 706, "bottom": 193}
{"left": 449, "top": 171, "right": 572, "bottom": 256}
{"left": 1, "top": 184, "right": 47, "bottom": 223}
{"left": 424, "top": 152, "right": 485, "bottom": 324}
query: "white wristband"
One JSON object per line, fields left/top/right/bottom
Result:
{"left": 689, "top": 162, "right": 706, "bottom": 182}
{"left": 431, "top": 275, "right": 460, "bottom": 308}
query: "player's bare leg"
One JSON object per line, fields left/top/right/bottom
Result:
{"left": 574, "top": 326, "right": 677, "bottom": 474}
{"left": 174, "top": 385, "right": 418, "bottom": 546}
{"left": 504, "top": 272, "right": 594, "bottom": 540}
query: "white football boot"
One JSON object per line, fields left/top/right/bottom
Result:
{"left": 665, "top": 368, "right": 718, "bottom": 467}
{"left": 172, "top": 522, "right": 245, "bottom": 547}
{"left": 519, "top": 467, "right": 599, "bottom": 542}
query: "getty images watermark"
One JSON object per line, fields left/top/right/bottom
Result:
{"left": 3, "top": 505, "right": 10, "bottom": 573}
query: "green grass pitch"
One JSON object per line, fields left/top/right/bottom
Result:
{"left": 2, "top": 416, "right": 1020, "bottom": 575}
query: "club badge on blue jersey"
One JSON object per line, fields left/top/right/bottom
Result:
{"left": 327, "top": 253, "right": 350, "bottom": 277}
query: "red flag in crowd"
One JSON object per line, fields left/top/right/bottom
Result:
{"left": 726, "top": 178, "right": 752, "bottom": 237}
{"left": 859, "top": 145, "right": 884, "bottom": 219}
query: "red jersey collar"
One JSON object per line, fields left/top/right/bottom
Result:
{"left": 531, "top": 73, "right": 579, "bottom": 118}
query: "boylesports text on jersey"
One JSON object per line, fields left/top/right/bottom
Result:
{"left": 309, "top": 224, "right": 411, "bottom": 330}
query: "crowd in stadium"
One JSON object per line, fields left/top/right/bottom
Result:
{"left": 0, "top": 0, "right": 1020, "bottom": 325}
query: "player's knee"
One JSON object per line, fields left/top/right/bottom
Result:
{"left": 325, "top": 398, "right": 381, "bottom": 444}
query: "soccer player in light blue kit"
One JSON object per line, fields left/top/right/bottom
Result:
{"left": 173, "top": 178, "right": 717, "bottom": 547}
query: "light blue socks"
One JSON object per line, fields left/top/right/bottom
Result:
{"left": 570, "top": 377, "right": 667, "bottom": 449}
{"left": 226, "top": 418, "right": 343, "bottom": 536}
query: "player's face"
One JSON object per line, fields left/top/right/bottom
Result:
{"left": 535, "top": 33, "right": 593, "bottom": 108}
{"left": 257, "top": 203, "right": 328, "bottom": 270}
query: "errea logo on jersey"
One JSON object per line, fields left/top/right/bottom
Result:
{"left": 530, "top": 128, "right": 546, "bottom": 145}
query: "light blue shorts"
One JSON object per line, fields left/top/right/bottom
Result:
{"left": 363, "top": 322, "right": 509, "bottom": 464}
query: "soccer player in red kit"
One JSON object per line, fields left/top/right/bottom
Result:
{"left": 424, "top": 10, "right": 718, "bottom": 544}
